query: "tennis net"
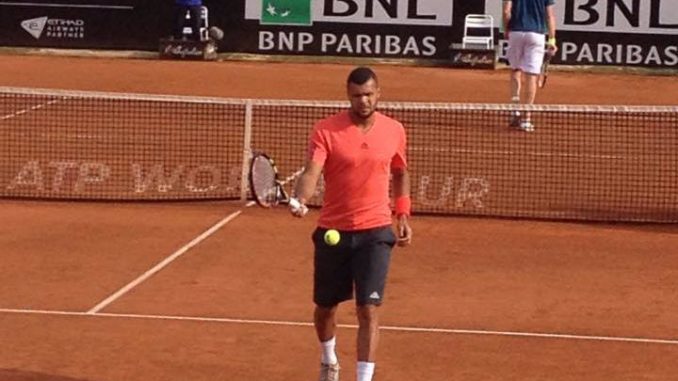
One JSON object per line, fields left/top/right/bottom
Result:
{"left": 2, "top": 87, "right": 677, "bottom": 222}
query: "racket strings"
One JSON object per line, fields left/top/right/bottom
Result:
{"left": 251, "top": 157, "right": 279, "bottom": 205}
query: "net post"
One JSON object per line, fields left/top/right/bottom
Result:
{"left": 240, "top": 99, "right": 253, "bottom": 201}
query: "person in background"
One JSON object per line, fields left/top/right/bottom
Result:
{"left": 173, "top": 0, "right": 203, "bottom": 40}
{"left": 503, "top": 0, "right": 558, "bottom": 131}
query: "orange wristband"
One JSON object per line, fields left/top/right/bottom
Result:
{"left": 395, "top": 195, "right": 411, "bottom": 216}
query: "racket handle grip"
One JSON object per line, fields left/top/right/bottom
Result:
{"left": 289, "top": 197, "right": 308, "bottom": 217}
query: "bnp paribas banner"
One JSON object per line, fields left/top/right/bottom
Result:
{"left": 241, "top": 0, "right": 456, "bottom": 59}
{"left": 484, "top": 0, "right": 678, "bottom": 67}
{"left": 237, "top": 0, "right": 676, "bottom": 67}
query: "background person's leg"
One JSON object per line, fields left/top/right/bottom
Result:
{"left": 188, "top": 6, "right": 203, "bottom": 40}
{"left": 510, "top": 69, "right": 522, "bottom": 102}
{"left": 520, "top": 73, "right": 539, "bottom": 131}
{"left": 509, "top": 69, "right": 522, "bottom": 127}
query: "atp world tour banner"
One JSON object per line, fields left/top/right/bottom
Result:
{"left": 0, "top": 0, "right": 675, "bottom": 68}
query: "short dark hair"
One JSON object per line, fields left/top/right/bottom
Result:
{"left": 347, "top": 66, "right": 378, "bottom": 86}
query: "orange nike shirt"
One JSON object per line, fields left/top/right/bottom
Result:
{"left": 308, "top": 110, "right": 407, "bottom": 231}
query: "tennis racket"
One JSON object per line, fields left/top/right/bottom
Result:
{"left": 248, "top": 152, "right": 304, "bottom": 208}
{"left": 538, "top": 52, "right": 553, "bottom": 89}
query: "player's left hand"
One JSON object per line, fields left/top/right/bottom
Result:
{"left": 289, "top": 197, "right": 308, "bottom": 218}
{"left": 396, "top": 215, "right": 412, "bottom": 247}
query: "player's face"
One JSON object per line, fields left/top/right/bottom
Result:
{"left": 347, "top": 79, "right": 380, "bottom": 120}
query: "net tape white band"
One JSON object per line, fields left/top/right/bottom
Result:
{"left": 2, "top": 87, "right": 676, "bottom": 114}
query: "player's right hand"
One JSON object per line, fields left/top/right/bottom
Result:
{"left": 289, "top": 197, "right": 309, "bottom": 218}
{"left": 396, "top": 215, "right": 412, "bottom": 247}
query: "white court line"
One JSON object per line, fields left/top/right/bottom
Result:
{"left": 409, "top": 146, "right": 627, "bottom": 160}
{"left": 87, "top": 210, "right": 243, "bottom": 314}
{"left": 0, "top": 2, "right": 134, "bottom": 9}
{"left": 1, "top": 98, "right": 63, "bottom": 121}
{"left": 1, "top": 307, "right": 677, "bottom": 346}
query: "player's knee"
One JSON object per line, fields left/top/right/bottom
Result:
{"left": 315, "top": 304, "right": 338, "bottom": 319}
{"left": 355, "top": 304, "right": 378, "bottom": 325}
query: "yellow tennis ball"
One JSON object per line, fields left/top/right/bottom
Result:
{"left": 324, "top": 229, "right": 341, "bottom": 246}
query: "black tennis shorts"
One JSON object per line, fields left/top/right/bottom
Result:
{"left": 312, "top": 225, "right": 396, "bottom": 307}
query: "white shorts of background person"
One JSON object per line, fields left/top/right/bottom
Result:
{"left": 507, "top": 31, "right": 545, "bottom": 74}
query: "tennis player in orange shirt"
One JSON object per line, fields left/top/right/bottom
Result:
{"left": 290, "top": 66, "right": 412, "bottom": 381}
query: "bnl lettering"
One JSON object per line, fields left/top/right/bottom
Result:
{"left": 565, "top": 0, "right": 677, "bottom": 29}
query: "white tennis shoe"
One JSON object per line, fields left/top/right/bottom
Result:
{"left": 519, "top": 120, "right": 535, "bottom": 132}
{"left": 318, "top": 362, "right": 340, "bottom": 381}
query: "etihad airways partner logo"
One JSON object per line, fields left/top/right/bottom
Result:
{"left": 21, "top": 16, "right": 85, "bottom": 40}
{"left": 21, "top": 17, "right": 48, "bottom": 39}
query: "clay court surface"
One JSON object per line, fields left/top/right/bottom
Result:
{"left": 1, "top": 54, "right": 678, "bottom": 380}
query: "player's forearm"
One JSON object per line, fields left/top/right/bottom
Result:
{"left": 392, "top": 169, "right": 411, "bottom": 198}
{"left": 392, "top": 169, "right": 412, "bottom": 219}
{"left": 294, "top": 161, "right": 322, "bottom": 203}
{"left": 546, "top": 6, "right": 557, "bottom": 39}
{"left": 294, "top": 173, "right": 316, "bottom": 203}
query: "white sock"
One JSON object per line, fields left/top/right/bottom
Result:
{"left": 320, "top": 336, "right": 338, "bottom": 365}
{"left": 356, "top": 361, "right": 375, "bottom": 381}
{"left": 510, "top": 97, "right": 521, "bottom": 118}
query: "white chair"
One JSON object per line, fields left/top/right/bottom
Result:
{"left": 183, "top": 5, "right": 209, "bottom": 41}
{"left": 462, "top": 14, "right": 495, "bottom": 49}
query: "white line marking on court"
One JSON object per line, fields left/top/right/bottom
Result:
{"left": 87, "top": 210, "right": 243, "bottom": 314}
{"left": 1, "top": 98, "right": 63, "bottom": 121}
{"left": 1, "top": 307, "right": 677, "bottom": 346}
{"left": 0, "top": 2, "right": 134, "bottom": 9}
{"left": 409, "top": 146, "right": 627, "bottom": 160}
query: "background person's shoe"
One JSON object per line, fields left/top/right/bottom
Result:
{"left": 519, "top": 120, "right": 534, "bottom": 132}
{"left": 509, "top": 111, "right": 521, "bottom": 128}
